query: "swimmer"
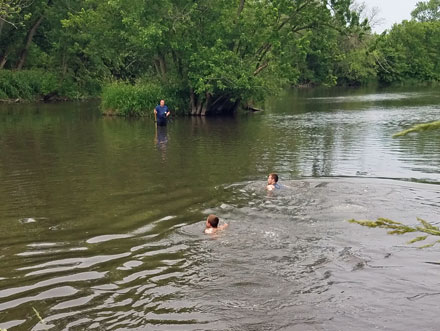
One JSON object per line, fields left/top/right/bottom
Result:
{"left": 266, "top": 173, "right": 280, "bottom": 191}
{"left": 204, "top": 214, "right": 228, "bottom": 234}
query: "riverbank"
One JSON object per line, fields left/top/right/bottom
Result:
{"left": 2, "top": 69, "right": 439, "bottom": 118}
{"left": 0, "top": 69, "right": 100, "bottom": 102}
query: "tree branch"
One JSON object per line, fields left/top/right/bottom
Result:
{"left": 237, "top": 0, "right": 245, "bottom": 18}
{"left": 254, "top": 62, "right": 268, "bottom": 76}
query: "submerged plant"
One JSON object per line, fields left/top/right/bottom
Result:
{"left": 393, "top": 120, "right": 440, "bottom": 138}
{"left": 348, "top": 217, "right": 440, "bottom": 248}
{"left": 32, "top": 307, "right": 46, "bottom": 326}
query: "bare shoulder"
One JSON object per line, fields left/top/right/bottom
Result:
{"left": 204, "top": 228, "right": 214, "bottom": 234}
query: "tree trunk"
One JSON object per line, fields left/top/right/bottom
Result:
{"left": 158, "top": 54, "right": 167, "bottom": 78}
{"left": 190, "top": 88, "right": 198, "bottom": 115}
{"left": 196, "top": 98, "right": 203, "bottom": 115}
{"left": 231, "top": 98, "right": 241, "bottom": 113}
{"left": 0, "top": 49, "right": 10, "bottom": 69}
{"left": 16, "top": 15, "right": 44, "bottom": 70}
{"left": 200, "top": 93, "right": 211, "bottom": 116}
{"left": 0, "top": 19, "right": 5, "bottom": 37}
{"left": 171, "top": 50, "right": 183, "bottom": 79}
{"left": 237, "top": 0, "right": 245, "bottom": 17}
{"left": 191, "top": 91, "right": 240, "bottom": 116}
{"left": 209, "top": 96, "right": 241, "bottom": 115}
{"left": 61, "top": 52, "right": 68, "bottom": 77}
{"left": 153, "top": 59, "right": 161, "bottom": 76}
{"left": 189, "top": 89, "right": 206, "bottom": 116}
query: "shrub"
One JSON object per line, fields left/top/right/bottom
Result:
{"left": 0, "top": 69, "right": 100, "bottom": 101}
{"left": 0, "top": 69, "right": 58, "bottom": 100}
{"left": 101, "top": 81, "right": 188, "bottom": 117}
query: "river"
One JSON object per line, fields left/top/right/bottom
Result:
{"left": 0, "top": 86, "right": 439, "bottom": 330}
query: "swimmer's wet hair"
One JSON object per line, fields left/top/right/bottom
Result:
{"left": 207, "top": 214, "right": 219, "bottom": 228}
{"left": 269, "top": 173, "right": 278, "bottom": 182}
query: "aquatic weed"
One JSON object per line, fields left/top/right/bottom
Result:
{"left": 348, "top": 217, "right": 440, "bottom": 248}
{"left": 393, "top": 120, "right": 440, "bottom": 138}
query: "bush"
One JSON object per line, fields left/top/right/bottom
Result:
{"left": 0, "top": 87, "right": 8, "bottom": 99}
{"left": 101, "top": 81, "right": 188, "bottom": 117}
{"left": 0, "top": 69, "right": 100, "bottom": 101}
{"left": 0, "top": 70, "right": 59, "bottom": 100}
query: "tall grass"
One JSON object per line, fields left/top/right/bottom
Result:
{"left": 101, "top": 81, "right": 188, "bottom": 117}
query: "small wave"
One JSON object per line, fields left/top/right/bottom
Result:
{"left": 86, "top": 234, "right": 133, "bottom": 244}
{"left": 0, "top": 286, "right": 78, "bottom": 311}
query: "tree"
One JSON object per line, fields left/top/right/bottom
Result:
{"left": 295, "top": 1, "right": 375, "bottom": 87}
{"left": 95, "top": 0, "right": 368, "bottom": 115}
{"left": 375, "top": 20, "right": 440, "bottom": 84}
{"left": 411, "top": 0, "right": 440, "bottom": 22}
{"left": 0, "top": 0, "right": 32, "bottom": 31}
{"left": 0, "top": 0, "right": 52, "bottom": 69}
{"left": 0, "top": 0, "right": 33, "bottom": 67}
{"left": 1, "top": 0, "right": 380, "bottom": 106}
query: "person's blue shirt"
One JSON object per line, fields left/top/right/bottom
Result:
{"left": 155, "top": 104, "right": 169, "bottom": 121}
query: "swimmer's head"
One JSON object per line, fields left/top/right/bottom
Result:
{"left": 206, "top": 214, "right": 219, "bottom": 228}
{"left": 268, "top": 173, "right": 278, "bottom": 184}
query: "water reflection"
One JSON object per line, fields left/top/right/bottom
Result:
{"left": 154, "top": 125, "right": 168, "bottom": 160}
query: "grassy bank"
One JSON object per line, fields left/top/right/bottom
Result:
{"left": 0, "top": 69, "right": 99, "bottom": 102}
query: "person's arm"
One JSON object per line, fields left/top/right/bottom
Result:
{"left": 218, "top": 223, "right": 228, "bottom": 230}
{"left": 166, "top": 108, "right": 170, "bottom": 117}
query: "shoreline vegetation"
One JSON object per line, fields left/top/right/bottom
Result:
{"left": 0, "top": 69, "right": 99, "bottom": 103}
{"left": 0, "top": 1, "right": 439, "bottom": 116}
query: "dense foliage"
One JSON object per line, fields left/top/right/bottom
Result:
{"left": 0, "top": 0, "right": 439, "bottom": 114}
{"left": 375, "top": 20, "right": 440, "bottom": 84}
{"left": 0, "top": 68, "right": 80, "bottom": 100}
{"left": 411, "top": 0, "right": 440, "bottom": 22}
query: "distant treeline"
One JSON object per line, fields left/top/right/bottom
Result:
{"left": 0, "top": 0, "right": 439, "bottom": 115}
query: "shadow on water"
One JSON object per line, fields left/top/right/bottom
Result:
{"left": 154, "top": 125, "right": 169, "bottom": 161}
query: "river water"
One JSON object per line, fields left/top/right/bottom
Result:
{"left": 0, "top": 86, "right": 439, "bottom": 330}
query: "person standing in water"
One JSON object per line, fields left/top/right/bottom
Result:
{"left": 266, "top": 173, "right": 280, "bottom": 191}
{"left": 154, "top": 99, "right": 170, "bottom": 126}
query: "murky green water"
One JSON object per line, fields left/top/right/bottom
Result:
{"left": 0, "top": 86, "right": 439, "bottom": 330}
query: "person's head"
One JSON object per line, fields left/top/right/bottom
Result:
{"left": 206, "top": 214, "right": 219, "bottom": 228}
{"left": 160, "top": 99, "right": 165, "bottom": 107}
{"left": 268, "top": 173, "right": 278, "bottom": 185}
